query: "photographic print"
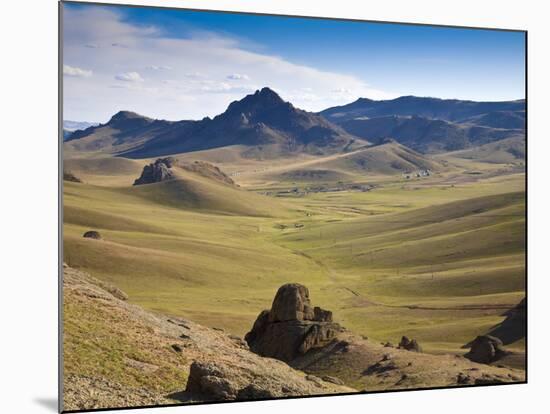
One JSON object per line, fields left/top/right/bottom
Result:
{"left": 61, "top": 1, "right": 526, "bottom": 411}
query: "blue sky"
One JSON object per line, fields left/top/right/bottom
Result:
{"left": 63, "top": 2, "right": 525, "bottom": 122}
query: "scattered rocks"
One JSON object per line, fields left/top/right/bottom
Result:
{"left": 321, "top": 375, "right": 344, "bottom": 385}
{"left": 465, "top": 335, "right": 509, "bottom": 364}
{"left": 384, "top": 342, "right": 394, "bottom": 348}
{"left": 83, "top": 230, "right": 102, "bottom": 240}
{"left": 474, "top": 374, "right": 508, "bottom": 385}
{"left": 398, "top": 336, "right": 422, "bottom": 352}
{"left": 245, "top": 283, "right": 342, "bottom": 362}
{"left": 456, "top": 372, "right": 472, "bottom": 384}
{"left": 171, "top": 344, "right": 183, "bottom": 353}
{"left": 363, "top": 359, "right": 397, "bottom": 376}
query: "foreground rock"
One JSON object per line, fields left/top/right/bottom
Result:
{"left": 133, "top": 158, "right": 175, "bottom": 185}
{"left": 185, "top": 360, "right": 349, "bottom": 401}
{"left": 464, "top": 335, "right": 509, "bottom": 364}
{"left": 63, "top": 267, "right": 352, "bottom": 411}
{"left": 245, "top": 283, "right": 342, "bottom": 362}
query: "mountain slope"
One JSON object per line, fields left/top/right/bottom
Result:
{"left": 336, "top": 115, "right": 523, "bottom": 153}
{"left": 65, "top": 88, "right": 364, "bottom": 159}
{"left": 320, "top": 96, "right": 525, "bottom": 123}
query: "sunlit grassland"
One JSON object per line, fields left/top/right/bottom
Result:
{"left": 63, "top": 160, "right": 525, "bottom": 354}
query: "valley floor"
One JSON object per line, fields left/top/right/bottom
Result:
{"left": 63, "top": 148, "right": 525, "bottom": 369}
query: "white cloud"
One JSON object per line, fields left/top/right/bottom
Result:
{"left": 115, "top": 72, "right": 144, "bottom": 82}
{"left": 62, "top": 6, "right": 397, "bottom": 122}
{"left": 147, "top": 65, "right": 172, "bottom": 71}
{"left": 63, "top": 64, "right": 92, "bottom": 78}
{"left": 226, "top": 73, "right": 250, "bottom": 80}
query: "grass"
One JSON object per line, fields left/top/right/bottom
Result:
{"left": 63, "top": 152, "right": 526, "bottom": 356}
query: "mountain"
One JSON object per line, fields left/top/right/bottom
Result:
{"left": 320, "top": 96, "right": 525, "bottom": 123}
{"left": 461, "top": 110, "right": 525, "bottom": 129}
{"left": 65, "top": 88, "right": 364, "bottom": 159}
{"left": 63, "top": 120, "right": 100, "bottom": 131}
{"left": 337, "top": 115, "right": 523, "bottom": 153}
{"left": 65, "top": 111, "right": 182, "bottom": 153}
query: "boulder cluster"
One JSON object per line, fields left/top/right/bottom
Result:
{"left": 398, "top": 336, "right": 422, "bottom": 352}
{"left": 245, "top": 283, "right": 341, "bottom": 362}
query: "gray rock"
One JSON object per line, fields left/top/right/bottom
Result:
{"left": 133, "top": 158, "right": 176, "bottom": 185}
{"left": 269, "top": 283, "right": 315, "bottom": 322}
{"left": 245, "top": 283, "right": 341, "bottom": 362}
{"left": 465, "top": 335, "right": 509, "bottom": 364}
{"left": 83, "top": 230, "right": 102, "bottom": 240}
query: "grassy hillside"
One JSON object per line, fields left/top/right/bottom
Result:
{"left": 63, "top": 149, "right": 525, "bottom": 358}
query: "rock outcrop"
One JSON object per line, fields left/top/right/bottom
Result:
{"left": 83, "top": 230, "right": 102, "bottom": 240}
{"left": 133, "top": 158, "right": 176, "bottom": 185}
{"left": 63, "top": 170, "right": 82, "bottom": 183}
{"left": 464, "top": 335, "right": 509, "bottom": 364}
{"left": 398, "top": 336, "right": 422, "bottom": 352}
{"left": 486, "top": 297, "right": 526, "bottom": 345}
{"left": 185, "top": 360, "right": 349, "bottom": 401}
{"left": 245, "top": 283, "right": 341, "bottom": 362}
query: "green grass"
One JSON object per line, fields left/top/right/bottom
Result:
{"left": 63, "top": 154, "right": 526, "bottom": 355}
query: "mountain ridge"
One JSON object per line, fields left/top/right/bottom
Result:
{"left": 65, "top": 87, "right": 363, "bottom": 159}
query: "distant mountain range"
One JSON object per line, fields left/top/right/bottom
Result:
{"left": 63, "top": 120, "right": 100, "bottom": 141}
{"left": 319, "top": 96, "right": 525, "bottom": 154}
{"left": 64, "top": 89, "right": 525, "bottom": 158}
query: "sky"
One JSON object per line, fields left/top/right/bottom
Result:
{"left": 62, "top": 2, "right": 526, "bottom": 123}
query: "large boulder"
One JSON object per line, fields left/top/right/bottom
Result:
{"left": 245, "top": 283, "right": 341, "bottom": 362}
{"left": 269, "top": 283, "right": 315, "bottom": 322}
{"left": 465, "top": 335, "right": 509, "bottom": 364}
{"left": 133, "top": 158, "right": 176, "bottom": 185}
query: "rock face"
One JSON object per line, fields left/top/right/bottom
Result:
{"left": 245, "top": 283, "right": 341, "bottom": 362}
{"left": 133, "top": 158, "right": 176, "bottom": 185}
{"left": 465, "top": 335, "right": 509, "bottom": 364}
{"left": 184, "top": 360, "right": 351, "bottom": 401}
{"left": 83, "top": 230, "right": 102, "bottom": 240}
{"left": 398, "top": 336, "right": 422, "bottom": 352}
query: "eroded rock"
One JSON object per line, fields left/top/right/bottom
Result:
{"left": 245, "top": 283, "right": 341, "bottom": 362}
{"left": 133, "top": 158, "right": 175, "bottom": 185}
{"left": 465, "top": 335, "right": 509, "bottom": 364}
{"left": 398, "top": 336, "right": 422, "bottom": 352}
